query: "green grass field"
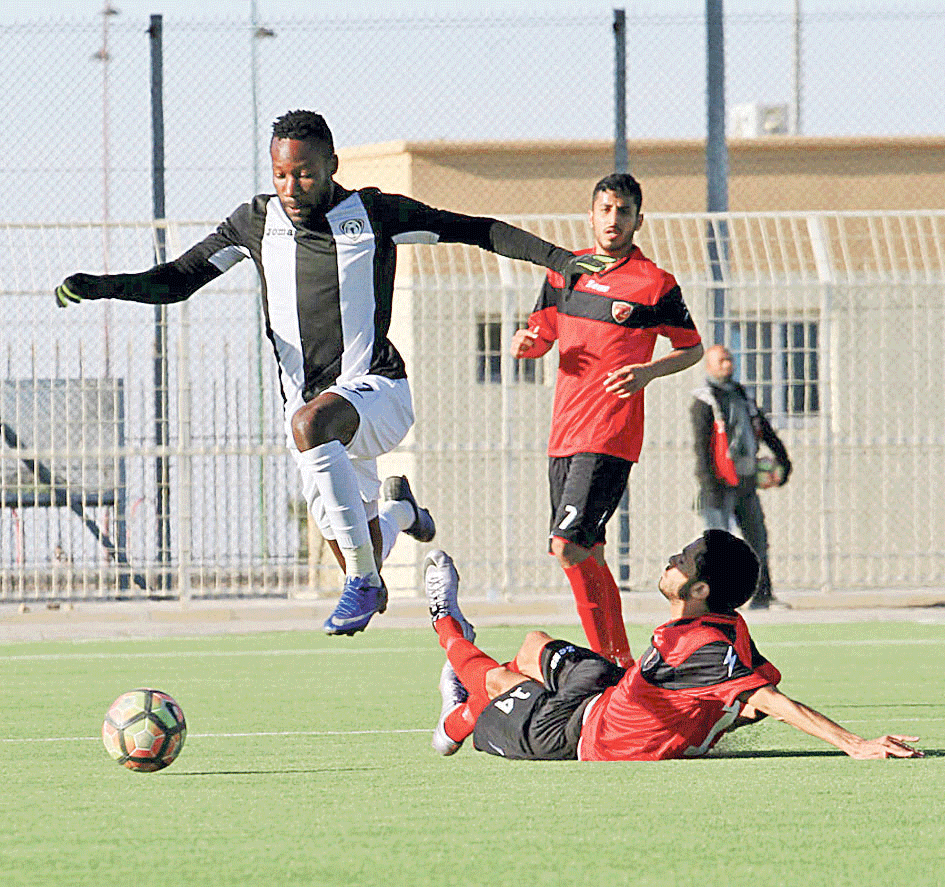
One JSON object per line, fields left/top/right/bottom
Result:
{"left": 2, "top": 619, "right": 943, "bottom": 887}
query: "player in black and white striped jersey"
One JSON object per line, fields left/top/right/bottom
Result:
{"left": 56, "top": 110, "right": 612, "bottom": 635}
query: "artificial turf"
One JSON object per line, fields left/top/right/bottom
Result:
{"left": 1, "top": 621, "right": 942, "bottom": 887}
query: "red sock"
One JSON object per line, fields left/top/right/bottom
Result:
{"left": 434, "top": 616, "right": 498, "bottom": 706}
{"left": 564, "top": 559, "right": 608, "bottom": 653}
{"left": 594, "top": 560, "right": 634, "bottom": 668}
{"left": 443, "top": 702, "right": 477, "bottom": 743}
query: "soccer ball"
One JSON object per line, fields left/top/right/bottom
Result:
{"left": 102, "top": 688, "right": 187, "bottom": 772}
{"left": 756, "top": 456, "right": 785, "bottom": 489}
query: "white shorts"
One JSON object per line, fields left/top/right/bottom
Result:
{"left": 287, "top": 375, "right": 414, "bottom": 539}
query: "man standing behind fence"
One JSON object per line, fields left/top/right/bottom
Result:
{"left": 690, "top": 344, "right": 792, "bottom": 609}
{"left": 510, "top": 173, "right": 703, "bottom": 668}
{"left": 55, "top": 109, "right": 612, "bottom": 636}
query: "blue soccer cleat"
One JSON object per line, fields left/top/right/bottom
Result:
{"left": 323, "top": 575, "right": 388, "bottom": 636}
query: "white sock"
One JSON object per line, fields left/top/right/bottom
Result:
{"left": 377, "top": 499, "right": 414, "bottom": 562}
{"left": 347, "top": 542, "right": 381, "bottom": 582}
{"left": 297, "top": 441, "right": 377, "bottom": 581}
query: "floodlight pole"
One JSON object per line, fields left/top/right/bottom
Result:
{"left": 613, "top": 8, "right": 627, "bottom": 173}
{"left": 613, "top": 8, "right": 633, "bottom": 585}
{"left": 706, "top": 0, "right": 729, "bottom": 345}
{"left": 149, "top": 14, "right": 172, "bottom": 592}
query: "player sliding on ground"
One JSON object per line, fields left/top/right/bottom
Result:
{"left": 55, "top": 109, "right": 612, "bottom": 637}
{"left": 424, "top": 530, "right": 923, "bottom": 761}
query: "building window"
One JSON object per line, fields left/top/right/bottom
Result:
{"left": 476, "top": 318, "right": 541, "bottom": 385}
{"left": 730, "top": 319, "right": 819, "bottom": 418}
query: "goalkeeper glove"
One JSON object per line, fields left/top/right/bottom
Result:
{"left": 54, "top": 273, "right": 102, "bottom": 308}
{"left": 563, "top": 253, "right": 617, "bottom": 286}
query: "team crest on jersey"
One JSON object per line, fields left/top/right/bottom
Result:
{"left": 611, "top": 300, "right": 636, "bottom": 323}
{"left": 340, "top": 218, "right": 364, "bottom": 241}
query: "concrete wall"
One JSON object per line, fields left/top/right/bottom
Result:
{"left": 337, "top": 137, "right": 945, "bottom": 216}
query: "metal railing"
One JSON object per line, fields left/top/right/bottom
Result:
{"left": 1, "top": 211, "right": 942, "bottom": 600}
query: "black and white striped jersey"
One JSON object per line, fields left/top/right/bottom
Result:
{"left": 74, "top": 187, "right": 575, "bottom": 417}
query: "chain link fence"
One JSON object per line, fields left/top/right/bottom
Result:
{"left": 2, "top": 210, "right": 943, "bottom": 599}
{"left": 1, "top": 4, "right": 944, "bottom": 225}
{"left": 1, "top": 4, "right": 944, "bottom": 600}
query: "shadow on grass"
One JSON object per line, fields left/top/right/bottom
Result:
{"left": 711, "top": 747, "right": 943, "bottom": 759}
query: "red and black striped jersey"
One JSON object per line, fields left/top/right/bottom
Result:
{"left": 578, "top": 612, "right": 780, "bottom": 761}
{"left": 529, "top": 246, "right": 702, "bottom": 461}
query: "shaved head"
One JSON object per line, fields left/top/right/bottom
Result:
{"left": 705, "top": 344, "right": 734, "bottom": 382}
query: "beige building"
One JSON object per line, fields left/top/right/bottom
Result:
{"left": 338, "top": 136, "right": 945, "bottom": 215}
{"left": 331, "top": 136, "right": 945, "bottom": 598}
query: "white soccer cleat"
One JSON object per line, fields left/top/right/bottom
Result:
{"left": 423, "top": 549, "right": 475, "bottom": 641}
{"left": 432, "top": 661, "right": 469, "bottom": 756}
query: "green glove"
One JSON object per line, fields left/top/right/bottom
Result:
{"left": 563, "top": 253, "right": 617, "bottom": 286}
{"left": 54, "top": 273, "right": 100, "bottom": 308}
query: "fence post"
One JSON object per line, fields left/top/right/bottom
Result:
{"left": 705, "top": 0, "right": 729, "bottom": 344}
{"left": 613, "top": 8, "right": 627, "bottom": 174}
{"left": 150, "top": 14, "right": 171, "bottom": 593}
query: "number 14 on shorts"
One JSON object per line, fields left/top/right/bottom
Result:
{"left": 495, "top": 685, "right": 533, "bottom": 714}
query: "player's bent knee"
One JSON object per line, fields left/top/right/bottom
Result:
{"left": 523, "top": 629, "right": 555, "bottom": 647}
{"left": 291, "top": 397, "right": 357, "bottom": 451}
{"left": 516, "top": 630, "right": 555, "bottom": 665}
{"left": 550, "top": 536, "right": 591, "bottom": 568}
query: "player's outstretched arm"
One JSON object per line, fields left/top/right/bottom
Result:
{"left": 55, "top": 261, "right": 222, "bottom": 309}
{"left": 744, "top": 684, "right": 923, "bottom": 759}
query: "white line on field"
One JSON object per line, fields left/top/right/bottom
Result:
{"left": 761, "top": 638, "right": 945, "bottom": 648}
{"left": 3, "top": 728, "right": 430, "bottom": 743}
{"left": 1, "top": 637, "right": 943, "bottom": 663}
{"left": 0, "top": 647, "right": 422, "bottom": 662}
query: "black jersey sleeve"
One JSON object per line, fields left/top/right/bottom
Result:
{"left": 59, "top": 203, "right": 256, "bottom": 305}
{"left": 371, "top": 190, "right": 575, "bottom": 275}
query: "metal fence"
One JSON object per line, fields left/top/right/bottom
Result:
{"left": 1, "top": 4, "right": 944, "bottom": 599}
{"left": 1, "top": 210, "right": 943, "bottom": 600}
{"left": 1, "top": 4, "right": 944, "bottom": 226}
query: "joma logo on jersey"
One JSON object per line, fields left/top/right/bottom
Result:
{"left": 611, "top": 300, "right": 636, "bottom": 323}
{"left": 584, "top": 279, "right": 610, "bottom": 293}
{"left": 265, "top": 226, "right": 294, "bottom": 237}
{"left": 340, "top": 218, "right": 364, "bottom": 241}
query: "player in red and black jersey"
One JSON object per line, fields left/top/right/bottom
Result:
{"left": 424, "top": 530, "right": 922, "bottom": 761}
{"left": 511, "top": 174, "right": 703, "bottom": 669}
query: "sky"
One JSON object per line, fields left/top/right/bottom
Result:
{"left": 2, "top": 0, "right": 942, "bottom": 223}
{"left": 8, "top": 0, "right": 938, "bottom": 20}
{"left": 4, "top": 0, "right": 711, "bottom": 19}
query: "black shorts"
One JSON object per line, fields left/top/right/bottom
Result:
{"left": 548, "top": 453, "right": 632, "bottom": 550}
{"left": 472, "top": 640, "right": 625, "bottom": 760}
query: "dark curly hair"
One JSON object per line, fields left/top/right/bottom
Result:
{"left": 271, "top": 110, "right": 334, "bottom": 153}
{"left": 591, "top": 173, "right": 643, "bottom": 212}
{"left": 696, "top": 529, "right": 760, "bottom": 613}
